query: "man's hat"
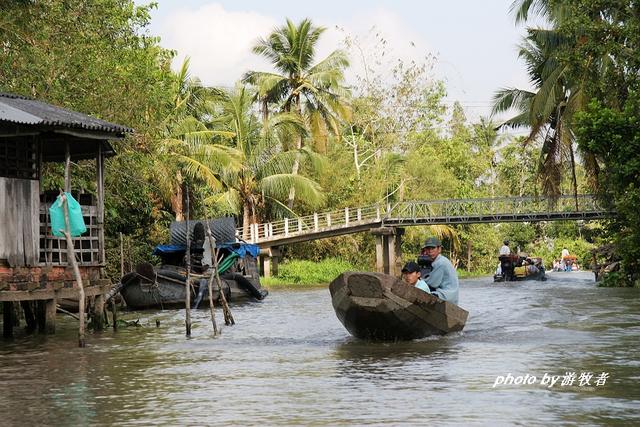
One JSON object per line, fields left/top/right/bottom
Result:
{"left": 422, "top": 237, "right": 442, "bottom": 248}
{"left": 401, "top": 261, "right": 420, "bottom": 273}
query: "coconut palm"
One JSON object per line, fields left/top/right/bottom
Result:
{"left": 243, "top": 18, "right": 351, "bottom": 207}
{"left": 187, "top": 85, "right": 327, "bottom": 238}
{"left": 496, "top": 0, "right": 603, "bottom": 201}
{"left": 492, "top": 26, "right": 588, "bottom": 201}
{"left": 149, "top": 58, "right": 237, "bottom": 220}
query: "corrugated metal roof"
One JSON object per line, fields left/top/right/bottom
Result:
{"left": 0, "top": 92, "right": 133, "bottom": 134}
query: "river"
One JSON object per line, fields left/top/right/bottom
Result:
{"left": 1, "top": 271, "right": 639, "bottom": 426}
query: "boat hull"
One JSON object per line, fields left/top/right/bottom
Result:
{"left": 493, "top": 270, "right": 547, "bottom": 282}
{"left": 329, "top": 272, "right": 468, "bottom": 341}
{"left": 120, "top": 264, "right": 268, "bottom": 310}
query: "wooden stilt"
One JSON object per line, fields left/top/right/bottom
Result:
{"left": 205, "top": 221, "right": 218, "bottom": 336}
{"left": 211, "top": 241, "right": 234, "bottom": 326}
{"left": 3, "top": 302, "right": 14, "bottom": 338}
{"left": 45, "top": 298, "right": 56, "bottom": 334}
{"left": 21, "top": 301, "right": 37, "bottom": 332}
{"left": 111, "top": 298, "right": 118, "bottom": 331}
{"left": 36, "top": 300, "right": 46, "bottom": 332}
{"left": 92, "top": 294, "right": 105, "bottom": 331}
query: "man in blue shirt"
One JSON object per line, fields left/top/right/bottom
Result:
{"left": 420, "top": 237, "right": 459, "bottom": 305}
{"left": 401, "top": 261, "right": 431, "bottom": 294}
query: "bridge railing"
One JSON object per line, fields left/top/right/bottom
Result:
{"left": 240, "top": 195, "right": 606, "bottom": 244}
{"left": 238, "top": 204, "right": 385, "bottom": 242}
{"left": 387, "top": 195, "right": 602, "bottom": 219}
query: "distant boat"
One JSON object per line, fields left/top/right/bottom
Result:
{"left": 494, "top": 254, "right": 547, "bottom": 282}
{"left": 329, "top": 272, "right": 468, "bottom": 341}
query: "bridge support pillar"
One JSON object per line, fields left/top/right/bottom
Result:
{"left": 259, "top": 247, "right": 280, "bottom": 278}
{"left": 371, "top": 227, "right": 404, "bottom": 276}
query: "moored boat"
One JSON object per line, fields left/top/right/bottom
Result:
{"left": 120, "top": 255, "right": 268, "bottom": 310}
{"left": 329, "top": 271, "right": 468, "bottom": 341}
{"left": 119, "top": 237, "right": 268, "bottom": 309}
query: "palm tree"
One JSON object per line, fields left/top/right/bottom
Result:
{"left": 185, "top": 85, "right": 327, "bottom": 238}
{"left": 495, "top": 0, "right": 602, "bottom": 201}
{"left": 149, "top": 58, "right": 237, "bottom": 220}
{"left": 243, "top": 18, "right": 351, "bottom": 208}
{"left": 492, "top": 26, "right": 587, "bottom": 201}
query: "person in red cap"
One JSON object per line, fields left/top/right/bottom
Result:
{"left": 420, "top": 237, "right": 459, "bottom": 305}
{"left": 401, "top": 261, "right": 431, "bottom": 294}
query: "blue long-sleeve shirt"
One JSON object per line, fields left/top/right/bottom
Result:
{"left": 424, "top": 255, "right": 459, "bottom": 305}
{"left": 414, "top": 279, "right": 431, "bottom": 294}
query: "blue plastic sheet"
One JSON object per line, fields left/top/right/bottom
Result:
{"left": 152, "top": 242, "right": 259, "bottom": 258}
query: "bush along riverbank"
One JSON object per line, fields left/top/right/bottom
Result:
{"left": 261, "top": 258, "right": 359, "bottom": 288}
{"left": 261, "top": 257, "right": 490, "bottom": 287}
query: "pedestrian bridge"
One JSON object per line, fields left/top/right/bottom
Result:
{"left": 240, "top": 194, "right": 612, "bottom": 276}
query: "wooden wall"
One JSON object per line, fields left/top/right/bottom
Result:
{"left": 0, "top": 177, "right": 40, "bottom": 267}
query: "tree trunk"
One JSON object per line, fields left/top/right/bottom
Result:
{"left": 569, "top": 140, "right": 579, "bottom": 210}
{"left": 242, "top": 200, "right": 251, "bottom": 240}
{"left": 171, "top": 171, "right": 184, "bottom": 221}
{"left": 287, "top": 98, "right": 303, "bottom": 209}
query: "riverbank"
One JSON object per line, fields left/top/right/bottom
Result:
{"left": 262, "top": 258, "right": 490, "bottom": 288}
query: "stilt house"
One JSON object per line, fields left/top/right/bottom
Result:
{"left": 0, "top": 92, "right": 132, "bottom": 336}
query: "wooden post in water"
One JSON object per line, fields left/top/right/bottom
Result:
{"left": 120, "top": 232, "right": 124, "bottom": 277}
{"left": 62, "top": 143, "right": 85, "bottom": 346}
{"left": 209, "top": 234, "right": 234, "bottom": 326}
{"left": 204, "top": 221, "right": 218, "bottom": 335}
{"left": 60, "top": 194, "right": 86, "bottom": 347}
{"left": 92, "top": 295, "right": 105, "bottom": 331}
{"left": 3, "top": 302, "right": 13, "bottom": 338}
{"left": 184, "top": 189, "right": 192, "bottom": 337}
{"left": 111, "top": 298, "right": 118, "bottom": 331}
{"left": 44, "top": 299, "right": 56, "bottom": 334}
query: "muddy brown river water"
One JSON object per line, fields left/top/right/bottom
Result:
{"left": 1, "top": 271, "right": 639, "bottom": 426}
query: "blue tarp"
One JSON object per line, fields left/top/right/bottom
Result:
{"left": 217, "top": 243, "right": 260, "bottom": 258}
{"left": 152, "top": 244, "right": 186, "bottom": 255}
{"left": 153, "top": 242, "right": 259, "bottom": 258}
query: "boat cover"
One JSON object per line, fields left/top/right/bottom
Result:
{"left": 153, "top": 242, "right": 260, "bottom": 259}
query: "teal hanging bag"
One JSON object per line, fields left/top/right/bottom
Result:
{"left": 49, "top": 192, "right": 87, "bottom": 237}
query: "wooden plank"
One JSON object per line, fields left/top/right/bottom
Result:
{"left": 0, "top": 283, "right": 111, "bottom": 302}
{"left": 96, "top": 145, "right": 105, "bottom": 264}
{"left": 0, "top": 178, "right": 8, "bottom": 262}
{"left": 14, "top": 179, "right": 25, "bottom": 266}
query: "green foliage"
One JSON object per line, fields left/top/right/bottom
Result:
{"left": 286, "top": 235, "right": 373, "bottom": 269}
{"left": 525, "top": 236, "right": 594, "bottom": 270}
{"left": 0, "top": 0, "right": 174, "bottom": 131}
{"left": 575, "top": 93, "right": 640, "bottom": 285}
{"left": 261, "top": 257, "right": 356, "bottom": 286}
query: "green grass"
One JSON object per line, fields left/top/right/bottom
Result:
{"left": 261, "top": 258, "right": 491, "bottom": 287}
{"left": 261, "top": 257, "right": 357, "bottom": 288}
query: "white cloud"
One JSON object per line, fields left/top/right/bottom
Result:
{"left": 149, "top": 2, "right": 526, "bottom": 121}
{"left": 154, "top": 3, "right": 277, "bottom": 86}
{"left": 153, "top": 3, "right": 433, "bottom": 90}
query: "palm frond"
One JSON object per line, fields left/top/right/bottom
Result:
{"left": 259, "top": 173, "right": 325, "bottom": 208}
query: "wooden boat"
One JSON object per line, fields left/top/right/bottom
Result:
{"left": 329, "top": 271, "right": 468, "bottom": 341}
{"left": 119, "top": 257, "right": 268, "bottom": 310}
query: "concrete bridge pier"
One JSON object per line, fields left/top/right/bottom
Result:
{"left": 371, "top": 227, "right": 404, "bottom": 276}
{"left": 259, "top": 247, "right": 280, "bottom": 278}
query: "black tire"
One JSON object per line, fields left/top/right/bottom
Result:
{"left": 170, "top": 217, "right": 237, "bottom": 245}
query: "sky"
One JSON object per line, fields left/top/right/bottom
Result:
{"left": 139, "top": 0, "right": 534, "bottom": 121}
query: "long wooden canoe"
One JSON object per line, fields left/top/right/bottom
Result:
{"left": 329, "top": 271, "right": 468, "bottom": 341}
